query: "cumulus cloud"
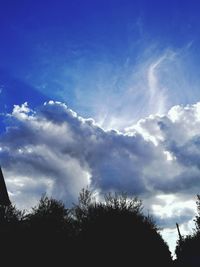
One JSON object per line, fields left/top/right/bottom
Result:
{"left": 0, "top": 101, "right": 155, "bottom": 206}
{"left": 0, "top": 100, "right": 200, "bottom": 251}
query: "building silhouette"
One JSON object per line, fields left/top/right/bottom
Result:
{"left": 0, "top": 167, "right": 10, "bottom": 207}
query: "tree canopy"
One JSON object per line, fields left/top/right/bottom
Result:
{"left": 175, "top": 194, "right": 200, "bottom": 267}
{"left": 0, "top": 189, "right": 173, "bottom": 267}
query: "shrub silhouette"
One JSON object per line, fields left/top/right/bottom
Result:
{"left": 22, "top": 195, "right": 73, "bottom": 265}
{"left": 0, "top": 189, "right": 173, "bottom": 266}
{"left": 0, "top": 204, "right": 25, "bottom": 264}
{"left": 72, "top": 189, "right": 172, "bottom": 267}
{"left": 26, "top": 194, "right": 70, "bottom": 232}
{"left": 0, "top": 195, "right": 72, "bottom": 265}
{"left": 175, "top": 194, "right": 200, "bottom": 267}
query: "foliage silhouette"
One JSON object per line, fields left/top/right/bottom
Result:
{"left": 0, "top": 204, "right": 26, "bottom": 265}
{"left": 26, "top": 194, "right": 70, "bottom": 231}
{"left": 72, "top": 189, "right": 172, "bottom": 267}
{"left": 175, "top": 194, "right": 200, "bottom": 267}
{"left": 0, "top": 189, "right": 173, "bottom": 266}
{"left": 22, "top": 194, "right": 73, "bottom": 265}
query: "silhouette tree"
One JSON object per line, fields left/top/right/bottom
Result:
{"left": 26, "top": 194, "right": 69, "bottom": 231}
{"left": 0, "top": 187, "right": 174, "bottom": 266}
{"left": 0, "top": 195, "right": 72, "bottom": 266}
{"left": 22, "top": 194, "right": 73, "bottom": 264}
{"left": 73, "top": 190, "right": 172, "bottom": 267}
{"left": 175, "top": 195, "right": 200, "bottom": 267}
{"left": 194, "top": 194, "right": 200, "bottom": 232}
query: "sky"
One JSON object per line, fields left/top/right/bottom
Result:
{"left": 1, "top": 0, "right": 200, "bottom": 257}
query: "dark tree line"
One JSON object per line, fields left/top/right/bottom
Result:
{"left": 0, "top": 189, "right": 173, "bottom": 266}
{"left": 5, "top": 189, "right": 200, "bottom": 266}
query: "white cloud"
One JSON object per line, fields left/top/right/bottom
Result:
{"left": 92, "top": 44, "right": 200, "bottom": 131}
{"left": 147, "top": 54, "right": 168, "bottom": 114}
{"left": 58, "top": 47, "right": 180, "bottom": 130}
{"left": 1, "top": 100, "right": 200, "bottom": 254}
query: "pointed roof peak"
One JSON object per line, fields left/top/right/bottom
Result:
{"left": 0, "top": 167, "right": 11, "bottom": 206}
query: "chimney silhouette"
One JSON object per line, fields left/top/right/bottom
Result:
{"left": 0, "top": 167, "right": 11, "bottom": 206}
{"left": 176, "top": 223, "right": 182, "bottom": 242}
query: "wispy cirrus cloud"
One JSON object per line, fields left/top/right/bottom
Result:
{"left": 58, "top": 44, "right": 195, "bottom": 131}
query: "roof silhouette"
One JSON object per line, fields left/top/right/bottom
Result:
{"left": 0, "top": 167, "right": 11, "bottom": 206}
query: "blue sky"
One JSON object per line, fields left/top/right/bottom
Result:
{"left": 1, "top": 0, "right": 200, "bottom": 125}
{"left": 2, "top": 0, "right": 200, "bottom": 256}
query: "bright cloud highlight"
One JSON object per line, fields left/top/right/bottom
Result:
{"left": 1, "top": 100, "right": 200, "bottom": 254}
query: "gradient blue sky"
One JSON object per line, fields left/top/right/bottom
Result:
{"left": 2, "top": 0, "right": 200, "bottom": 256}
{"left": 1, "top": 0, "right": 200, "bottom": 127}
